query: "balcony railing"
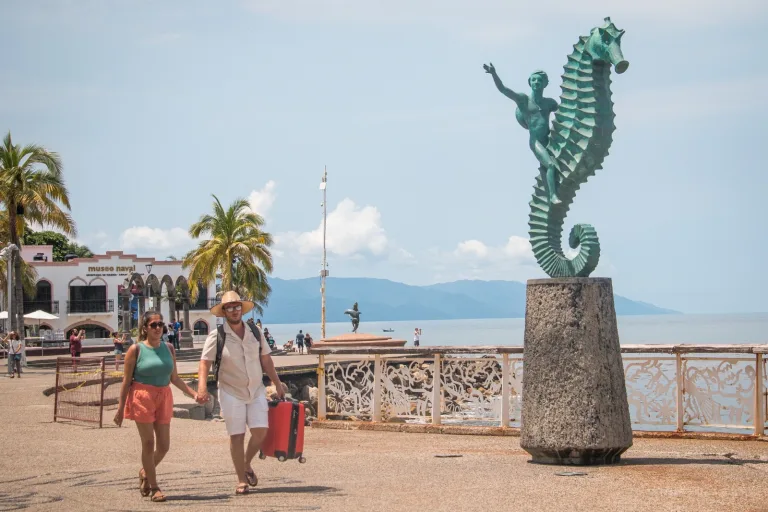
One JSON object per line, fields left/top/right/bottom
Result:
{"left": 67, "top": 299, "right": 114, "bottom": 314}
{"left": 309, "top": 344, "right": 768, "bottom": 436}
{"left": 23, "top": 300, "right": 59, "bottom": 315}
{"left": 188, "top": 298, "right": 217, "bottom": 311}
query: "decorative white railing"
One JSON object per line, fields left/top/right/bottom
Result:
{"left": 310, "top": 345, "right": 768, "bottom": 435}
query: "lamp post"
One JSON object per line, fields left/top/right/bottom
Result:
{"left": 1, "top": 244, "right": 19, "bottom": 375}
{"left": 1, "top": 244, "right": 19, "bottom": 333}
{"left": 319, "top": 167, "right": 328, "bottom": 339}
{"left": 145, "top": 263, "right": 154, "bottom": 310}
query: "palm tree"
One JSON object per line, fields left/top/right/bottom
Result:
{"left": 184, "top": 194, "right": 273, "bottom": 314}
{"left": 0, "top": 257, "right": 37, "bottom": 305}
{"left": 0, "top": 132, "right": 74, "bottom": 333}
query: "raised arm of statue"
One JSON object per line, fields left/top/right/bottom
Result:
{"left": 483, "top": 63, "right": 524, "bottom": 104}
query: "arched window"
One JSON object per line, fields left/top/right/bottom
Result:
{"left": 69, "top": 278, "right": 107, "bottom": 313}
{"left": 23, "top": 280, "right": 54, "bottom": 313}
{"left": 193, "top": 320, "right": 209, "bottom": 336}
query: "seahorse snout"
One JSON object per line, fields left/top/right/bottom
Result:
{"left": 608, "top": 44, "right": 629, "bottom": 74}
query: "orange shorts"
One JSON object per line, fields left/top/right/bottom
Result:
{"left": 125, "top": 382, "right": 174, "bottom": 424}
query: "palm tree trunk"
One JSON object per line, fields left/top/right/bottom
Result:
{"left": 8, "top": 202, "right": 23, "bottom": 336}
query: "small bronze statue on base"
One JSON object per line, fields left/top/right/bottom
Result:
{"left": 344, "top": 302, "right": 361, "bottom": 333}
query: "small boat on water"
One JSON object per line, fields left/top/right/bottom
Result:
{"left": 383, "top": 328, "right": 394, "bottom": 333}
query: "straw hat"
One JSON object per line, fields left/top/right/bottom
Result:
{"left": 210, "top": 291, "right": 255, "bottom": 317}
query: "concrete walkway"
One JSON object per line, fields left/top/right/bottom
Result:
{"left": 2, "top": 369, "right": 767, "bottom": 511}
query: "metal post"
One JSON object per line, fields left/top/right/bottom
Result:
{"left": 675, "top": 353, "right": 685, "bottom": 432}
{"left": 755, "top": 353, "right": 764, "bottom": 436}
{"left": 501, "top": 354, "right": 510, "bottom": 428}
{"left": 373, "top": 355, "right": 382, "bottom": 422}
{"left": 432, "top": 354, "right": 441, "bottom": 425}
{"left": 54, "top": 358, "right": 61, "bottom": 423}
{"left": 318, "top": 354, "right": 326, "bottom": 420}
{"left": 98, "top": 358, "right": 106, "bottom": 428}
{"left": 320, "top": 167, "right": 328, "bottom": 340}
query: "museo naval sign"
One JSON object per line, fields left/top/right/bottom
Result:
{"left": 85, "top": 265, "right": 136, "bottom": 277}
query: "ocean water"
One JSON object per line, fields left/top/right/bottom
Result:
{"left": 261, "top": 313, "right": 768, "bottom": 347}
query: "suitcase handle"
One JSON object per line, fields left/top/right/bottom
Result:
{"left": 268, "top": 397, "right": 299, "bottom": 407}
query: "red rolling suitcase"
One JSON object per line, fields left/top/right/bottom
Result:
{"left": 259, "top": 399, "right": 307, "bottom": 463}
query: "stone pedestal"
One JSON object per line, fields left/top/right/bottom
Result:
{"left": 310, "top": 332, "right": 407, "bottom": 349}
{"left": 521, "top": 277, "right": 632, "bottom": 465}
{"left": 179, "top": 329, "right": 193, "bottom": 349}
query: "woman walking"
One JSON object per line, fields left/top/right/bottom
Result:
{"left": 114, "top": 311, "right": 202, "bottom": 502}
{"left": 112, "top": 332, "right": 127, "bottom": 372}
{"left": 4, "top": 332, "right": 23, "bottom": 378}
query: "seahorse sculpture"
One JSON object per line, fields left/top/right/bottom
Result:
{"left": 484, "top": 18, "right": 629, "bottom": 277}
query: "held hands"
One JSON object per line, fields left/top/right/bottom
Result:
{"left": 483, "top": 62, "right": 496, "bottom": 75}
{"left": 196, "top": 389, "right": 210, "bottom": 404}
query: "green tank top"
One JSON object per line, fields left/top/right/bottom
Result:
{"left": 133, "top": 341, "right": 173, "bottom": 387}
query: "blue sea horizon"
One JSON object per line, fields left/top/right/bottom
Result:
{"left": 259, "top": 312, "right": 768, "bottom": 346}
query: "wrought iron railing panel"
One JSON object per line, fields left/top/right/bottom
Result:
{"left": 381, "top": 358, "right": 434, "bottom": 420}
{"left": 67, "top": 299, "right": 114, "bottom": 314}
{"left": 325, "top": 359, "right": 375, "bottom": 419}
{"left": 22, "top": 300, "right": 59, "bottom": 315}
{"left": 441, "top": 356, "right": 502, "bottom": 424}
{"left": 624, "top": 357, "right": 678, "bottom": 429}
{"left": 682, "top": 357, "right": 756, "bottom": 429}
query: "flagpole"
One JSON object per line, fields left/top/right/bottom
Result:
{"left": 320, "top": 167, "right": 328, "bottom": 339}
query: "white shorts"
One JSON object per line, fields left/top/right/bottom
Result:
{"left": 217, "top": 387, "right": 269, "bottom": 436}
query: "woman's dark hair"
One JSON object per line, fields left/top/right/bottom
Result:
{"left": 139, "top": 311, "right": 163, "bottom": 341}
{"left": 8, "top": 331, "right": 19, "bottom": 340}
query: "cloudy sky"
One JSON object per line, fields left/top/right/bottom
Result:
{"left": 2, "top": 0, "right": 766, "bottom": 314}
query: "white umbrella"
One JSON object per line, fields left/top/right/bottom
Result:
{"left": 23, "top": 310, "right": 60, "bottom": 353}
{"left": 23, "top": 310, "right": 59, "bottom": 321}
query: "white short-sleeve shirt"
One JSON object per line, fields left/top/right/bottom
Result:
{"left": 201, "top": 322, "right": 269, "bottom": 402}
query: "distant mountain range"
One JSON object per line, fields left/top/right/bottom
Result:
{"left": 259, "top": 277, "right": 678, "bottom": 324}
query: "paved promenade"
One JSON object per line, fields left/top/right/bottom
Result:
{"left": 2, "top": 368, "right": 767, "bottom": 511}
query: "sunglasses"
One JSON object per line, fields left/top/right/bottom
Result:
{"left": 224, "top": 304, "right": 242, "bottom": 313}
{"left": 148, "top": 321, "right": 165, "bottom": 329}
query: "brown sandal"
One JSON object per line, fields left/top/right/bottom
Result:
{"left": 245, "top": 470, "right": 258, "bottom": 487}
{"left": 235, "top": 483, "right": 249, "bottom": 495}
{"left": 150, "top": 488, "right": 166, "bottom": 502}
{"left": 139, "top": 469, "right": 150, "bottom": 497}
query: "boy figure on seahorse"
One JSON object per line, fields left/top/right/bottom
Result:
{"left": 483, "top": 64, "right": 562, "bottom": 205}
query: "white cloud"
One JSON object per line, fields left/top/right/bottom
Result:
{"left": 425, "top": 235, "right": 541, "bottom": 282}
{"left": 119, "top": 227, "right": 193, "bottom": 255}
{"left": 276, "top": 198, "right": 387, "bottom": 257}
{"left": 455, "top": 240, "right": 490, "bottom": 259}
{"left": 454, "top": 235, "right": 535, "bottom": 265}
{"left": 503, "top": 236, "right": 535, "bottom": 262}
{"left": 247, "top": 180, "right": 277, "bottom": 218}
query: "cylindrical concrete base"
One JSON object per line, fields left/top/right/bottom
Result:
{"left": 521, "top": 277, "right": 632, "bottom": 465}
{"left": 180, "top": 329, "right": 194, "bottom": 349}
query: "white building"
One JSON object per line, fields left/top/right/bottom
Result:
{"left": 20, "top": 247, "right": 217, "bottom": 345}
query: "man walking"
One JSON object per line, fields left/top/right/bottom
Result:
{"left": 198, "top": 291, "right": 285, "bottom": 495}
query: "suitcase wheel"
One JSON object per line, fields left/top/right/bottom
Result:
{"left": 258, "top": 453, "right": 266, "bottom": 460}
{"left": 278, "top": 455, "right": 286, "bottom": 462}
{"left": 298, "top": 457, "right": 307, "bottom": 464}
